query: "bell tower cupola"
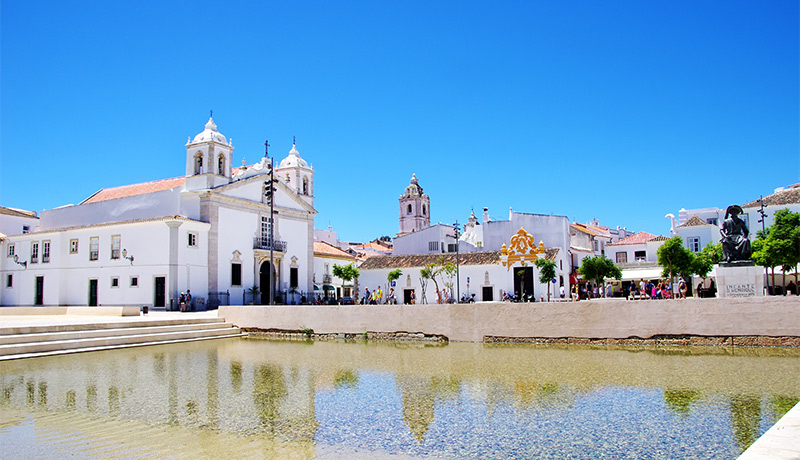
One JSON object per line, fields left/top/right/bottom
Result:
{"left": 185, "top": 114, "right": 234, "bottom": 180}
{"left": 398, "top": 173, "right": 430, "bottom": 236}
{"left": 274, "top": 137, "right": 314, "bottom": 207}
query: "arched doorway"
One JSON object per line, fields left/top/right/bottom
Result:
{"left": 259, "top": 261, "right": 272, "bottom": 305}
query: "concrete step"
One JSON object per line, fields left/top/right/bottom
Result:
{"left": 0, "top": 325, "right": 242, "bottom": 357}
{"left": 0, "top": 318, "right": 244, "bottom": 360}
{"left": 0, "top": 317, "right": 225, "bottom": 336}
{"left": 0, "top": 322, "right": 234, "bottom": 346}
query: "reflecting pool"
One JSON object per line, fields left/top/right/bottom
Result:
{"left": 1, "top": 338, "right": 799, "bottom": 459}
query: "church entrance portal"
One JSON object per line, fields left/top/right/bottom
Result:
{"left": 513, "top": 267, "right": 534, "bottom": 301}
{"left": 259, "top": 261, "right": 272, "bottom": 305}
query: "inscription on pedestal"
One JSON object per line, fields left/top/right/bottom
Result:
{"left": 725, "top": 283, "right": 756, "bottom": 298}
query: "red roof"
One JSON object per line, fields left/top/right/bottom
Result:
{"left": 607, "top": 231, "right": 665, "bottom": 246}
{"left": 81, "top": 177, "right": 186, "bottom": 205}
{"left": 313, "top": 241, "right": 356, "bottom": 259}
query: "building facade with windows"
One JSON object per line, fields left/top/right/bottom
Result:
{"left": 0, "top": 117, "right": 317, "bottom": 308}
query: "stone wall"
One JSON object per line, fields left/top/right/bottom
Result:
{"left": 218, "top": 296, "right": 800, "bottom": 344}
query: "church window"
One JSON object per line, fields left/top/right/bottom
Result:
{"left": 231, "top": 263, "right": 242, "bottom": 286}
{"left": 7, "top": 244, "right": 14, "bottom": 257}
{"left": 42, "top": 241, "right": 50, "bottom": 263}
{"left": 30, "top": 242, "right": 39, "bottom": 264}
{"left": 187, "top": 232, "right": 198, "bottom": 248}
{"left": 260, "top": 216, "right": 273, "bottom": 247}
{"left": 6, "top": 274, "right": 12, "bottom": 288}
{"left": 90, "top": 237, "right": 99, "bottom": 261}
{"left": 422, "top": 205, "right": 426, "bottom": 215}
{"left": 218, "top": 154, "right": 225, "bottom": 175}
{"left": 428, "top": 241, "right": 439, "bottom": 252}
{"left": 130, "top": 276, "right": 138, "bottom": 287}
{"left": 407, "top": 204, "right": 412, "bottom": 215}
{"left": 194, "top": 152, "right": 203, "bottom": 174}
{"left": 110, "top": 235, "right": 121, "bottom": 260}
{"left": 290, "top": 267, "right": 298, "bottom": 288}
{"left": 69, "top": 239, "right": 78, "bottom": 254}
{"left": 302, "top": 177, "right": 308, "bottom": 195}
{"left": 111, "top": 277, "right": 119, "bottom": 288}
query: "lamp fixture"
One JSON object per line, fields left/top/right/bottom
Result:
{"left": 12, "top": 254, "right": 27, "bottom": 269}
{"left": 122, "top": 248, "right": 134, "bottom": 265}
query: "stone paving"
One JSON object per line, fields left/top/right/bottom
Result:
{"left": 738, "top": 400, "right": 800, "bottom": 460}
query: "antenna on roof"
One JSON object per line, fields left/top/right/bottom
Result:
{"left": 293, "top": 135, "right": 296, "bottom": 146}
{"left": 210, "top": 109, "right": 213, "bottom": 118}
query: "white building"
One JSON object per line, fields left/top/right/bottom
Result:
{"left": 1, "top": 117, "right": 317, "bottom": 308}
{"left": 312, "top": 241, "right": 357, "bottom": 301}
{"left": 0, "top": 206, "right": 39, "bottom": 237}
{"left": 604, "top": 231, "right": 669, "bottom": 283}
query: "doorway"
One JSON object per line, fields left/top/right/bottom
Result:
{"left": 403, "top": 289, "right": 415, "bottom": 304}
{"left": 154, "top": 277, "right": 166, "bottom": 307}
{"left": 482, "top": 286, "right": 493, "bottom": 301}
{"left": 35, "top": 276, "right": 44, "bottom": 305}
{"left": 513, "top": 266, "right": 534, "bottom": 301}
{"left": 88, "top": 279, "right": 98, "bottom": 306}
{"left": 259, "top": 261, "right": 272, "bottom": 305}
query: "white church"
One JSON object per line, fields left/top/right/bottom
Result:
{"left": 0, "top": 117, "right": 317, "bottom": 309}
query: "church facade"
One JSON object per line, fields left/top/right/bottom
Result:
{"left": 0, "top": 117, "right": 316, "bottom": 308}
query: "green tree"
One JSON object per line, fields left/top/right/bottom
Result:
{"left": 535, "top": 258, "right": 557, "bottom": 301}
{"left": 332, "top": 263, "right": 359, "bottom": 300}
{"left": 753, "top": 209, "right": 800, "bottom": 293}
{"left": 386, "top": 269, "right": 403, "bottom": 303}
{"left": 658, "top": 237, "right": 695, "bottom": 295}
{"left": 578, "top": 256, "right": 622, "bottom": 289}
{"left": 421, "top": 258, "right": 456, "bottom": 303}
{"left": 692, "top": 243, "right": 722, "bottom": 282}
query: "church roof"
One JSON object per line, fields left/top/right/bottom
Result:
{"left": 607, "top": 231, "right": 666, "bottom": 246}
{"left": 313, "top": 241, "right": 356, "bottom": 260}
{"left": 742, "top": 184, "right": 800, "bottom": 208}
{"left": 81, "top": 177, "right": 186, "bottom": 205}
{"left": 401, "top": 173, "right": 425, "bottom": 197}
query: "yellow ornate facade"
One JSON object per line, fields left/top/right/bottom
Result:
{"left": 500, "top": 227, "right": 546, "bottom": 270}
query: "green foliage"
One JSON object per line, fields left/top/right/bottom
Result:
{"left": 300, "top": 326, "right": 313, "bottom": 336}
{"left": 752, "top": 209, "right": 800, "bottom": 272}
{"left": 332, "top": 263, "right": 359, "bottom": 283}
{"left": 421, "top": 258, "right": 457, "bottom": 303}
{"left": 535, "top": 258, "right": 557, "bottom": 302}
{"left": 534, "top": 258, "right": 557, "bottom": 285}
{"left": 658, "top": 237, "right": 695, "bottom": 280}
{"left": 578, "top": 256, "right": 622, "bottom": 286}
{"left": 692, "top": 243, "right": 722, "bottom": 278}
{"left": 387, "top": 269, "right": 403, "bottom": 283}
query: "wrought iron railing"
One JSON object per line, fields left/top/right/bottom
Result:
{"left": 253, "top": 237, "right": 287, "bottom": 252}
{"left": 322, "top": 274, "right": 333, "bottom": 283}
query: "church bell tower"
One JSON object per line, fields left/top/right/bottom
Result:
{"left": 398, "top": 173, "right": 430, "bottom": 236}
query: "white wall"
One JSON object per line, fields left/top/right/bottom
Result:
{"left": 40, "top": 189, "right": 181, "bottom": 229}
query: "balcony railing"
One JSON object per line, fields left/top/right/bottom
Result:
{"left": 322, "top": 274, "right": 333, "bottom": 283}
{"left": 253, "top": 237, "right": 287, "bottom": 252}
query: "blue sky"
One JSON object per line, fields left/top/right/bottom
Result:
{"left": 2, "top": 1, "right": 798, "bottom": 242}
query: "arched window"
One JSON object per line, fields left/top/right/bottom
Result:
{"left": 194, "top": 152, "right": 203, "bottom": 175}
{"left": 218, "top": 154, "right": 225, "bottom": 176}
{"left": 302, "top": 177, "right": 309, "bottom": 195}
{"left": 422, "top": 204, "right": 427, "bottom": 215}
{"left": 407, "top": 204, "right": 412, "bottom": 215}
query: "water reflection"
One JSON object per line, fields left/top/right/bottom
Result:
{"left": 0, "top": 339, "right": 798, "bottom": 459}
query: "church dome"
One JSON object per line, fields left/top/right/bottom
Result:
{"left": 403, "top": 173, "right": 424, "bottom": 197}
{"left": 278, "top": 142, "right": 310, "bottom": 169}
{"left": 191, "top": 117, "right": 228, "bottom": 144}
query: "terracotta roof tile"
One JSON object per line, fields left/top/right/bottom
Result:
{"left": 359, "top": 248, "right": 559, "bottom": 270}
{"left": 0, "top": 206, "right": 38, "bottom": 218}
{"left": 607, "top": 231, "right": 665, "bottom": 246}
{"left": 81, "top": 177, "right": 186, "bottom": 205}
{"left": 679, "top": 216, "right": 711, "bottom": 227}
{"left": 742, "top": 185, "right": 800, "bottom": 208}
{"left": 313, "top": 241, "right": 356, "bottom": 259}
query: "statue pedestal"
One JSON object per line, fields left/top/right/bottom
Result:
{"left": 716, "top": 262, "right": 765, "bottom": 298}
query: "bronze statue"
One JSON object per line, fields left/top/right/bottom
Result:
{"left": 720, "top": 205, "right": 751, "bottom": 263}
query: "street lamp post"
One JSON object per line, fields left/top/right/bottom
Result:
{"left": 264, "top": 140, "right": 277, "bottom": 306}
{"left": 756, "top": 196, "right": 769, "bottom": 295}
{"left": 453, "top": 221, "right": 460, "bottom": 302}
